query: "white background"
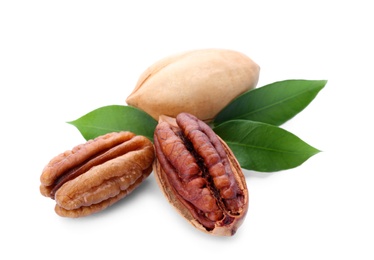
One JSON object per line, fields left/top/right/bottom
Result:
{"left": 1, "top": 1, "right": 373, "bottom": 259}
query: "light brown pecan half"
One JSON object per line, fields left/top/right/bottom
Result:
{"left": 153, "top": 113, "right": 248, "bottom": 236}
{"left": 40, "top": 131, "right": 155, "bottom": 217}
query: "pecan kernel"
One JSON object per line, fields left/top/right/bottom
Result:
{"left": 40, "top": 131, "right": 155, "bottom": 217}
{"left": 153, "top": 113, "right": 248, "bottom": 236}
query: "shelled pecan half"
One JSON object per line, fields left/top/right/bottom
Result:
{"left": 40, "top": 131, "right": 155, "bottom": 217}
{"left": 153, "top": 113, "right": 248, "bottom": 236}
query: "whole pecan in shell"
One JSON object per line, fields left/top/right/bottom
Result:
{"left": 126, "top": 48, "right": 260, "bottom": 122}
{"left": 40, "top": 131, "right": 155, "bottom": 217}
{"left": 153, "top": 113, "right": 248, "bottom": 236}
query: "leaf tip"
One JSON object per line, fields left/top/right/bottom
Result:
{"left": 317, "top": 79, "right": 328, "bottom": 89}
{"left": 66, "top": 120, "right": 79, "bottom": 127}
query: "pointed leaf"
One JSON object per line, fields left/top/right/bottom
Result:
{"left": 68, "top": 105, "right": 157, "bottom": 141}
{"left": 213, "top": 79, "right": 327, "bottom": 126}
{"left": 213, "top": 120, "right": 320, "bottom": 172}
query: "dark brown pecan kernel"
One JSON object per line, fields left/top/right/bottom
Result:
{"left": 40, "top": 131, "right": 155, "bottom": 217}
{"left": 153, "top": 113, "right": 248, "bottom": 236}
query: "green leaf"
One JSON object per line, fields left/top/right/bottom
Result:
{"left": 68, "top": 105, "right": 157, "bottom": 141}
{"left": 213, "top": 79, "right": 327, "bottom": 126}
{"left": 213, "top": 120, "right": 320, "bottom": 172}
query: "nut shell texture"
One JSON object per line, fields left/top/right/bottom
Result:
{"left": 153, "top": 114, "right": 248, "bottom": 236}
{"left": 126, "top": 49, "right": 260, "bottom": 122}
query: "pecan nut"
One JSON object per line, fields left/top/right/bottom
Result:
{"left": 153, "top": 113, "right": 248, "bottom": 236}
{"left": 126, "top": 49, "right": 260, "bottom": 122}
{"left": 40, "top": 131, "right": 155, "bottom": 217}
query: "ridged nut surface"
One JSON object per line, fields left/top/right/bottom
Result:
{"left": 40, "top": 131, "right": 155, "bottom": 217}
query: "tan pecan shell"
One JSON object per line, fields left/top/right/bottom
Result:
{"left": 126, "top": 49, "right": 260, "bottom": 122}
{"left": 40, "top": 131, "right": 155, "bottom": 217}
{"left": 153, "top": 113, "right": 248, "bottom": 236}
